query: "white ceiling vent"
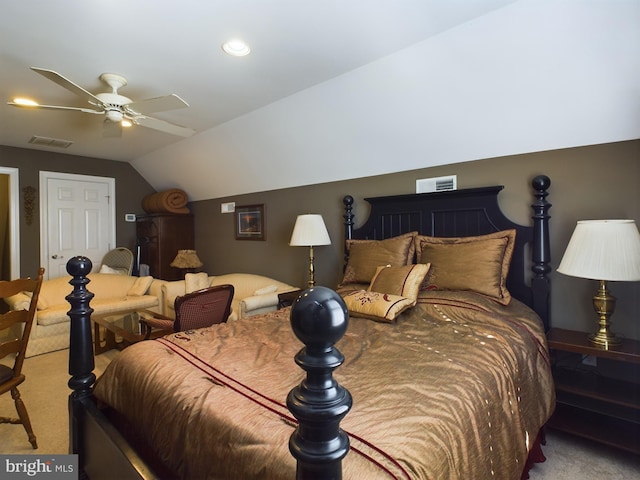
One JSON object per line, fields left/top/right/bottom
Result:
{"left": 28, "top": 135, "right": 73, "bottom": 149}
{"left": 416, "top": 175, "right": 457, "bottom": 194}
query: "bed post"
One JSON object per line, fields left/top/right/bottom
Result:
{"left": 287, "top": 287, "right": 352, "bottom": 480}
{"left": 66, "top": 256, "right": 95, "bottom": 467}
{"left": 531, "top": 175, "right": 552, "bottom": 331}
{"left": 343, "top": 195, "right": 354, "bottom": 269}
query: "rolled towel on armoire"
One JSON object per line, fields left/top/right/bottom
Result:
{"left": 142, "top": 189, "right": 190, "bottom": 214}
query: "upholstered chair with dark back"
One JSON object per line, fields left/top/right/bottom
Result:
{"left": 0, "top": 267, "right": 45, "bottom": 449}
{"left": 142, "top": 284, "right": 234, "bottom": 335}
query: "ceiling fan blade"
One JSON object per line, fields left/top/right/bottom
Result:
{"left": 125, "top": 94, "right": 189, "bottom": 115}
{"left": 103, "top": 119, "right": 122, "bottom": 138}
{"left": 134, "top": 115, "right": 196, "bottom": 137}
{"left": 7, "top": 102, "right": 102, "bottom": 114}
{"left": 31, "top": 67, "right": 103, "bottom": 105}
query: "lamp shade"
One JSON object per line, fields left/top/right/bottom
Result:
{"left": 289, "top": 214, "right": 331, "bottom": 247}
{"left": 557, "top": 220, "right": 640, "bottom": 281}
{"left": 170, "top": 249, "right": 203, "bottom": 269}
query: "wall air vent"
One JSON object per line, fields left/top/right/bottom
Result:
{"left": 28, "top": 136, "right": 73, "bottom": 149}
{"left": 416, "top": 175, "right": 457, "bottom": 194}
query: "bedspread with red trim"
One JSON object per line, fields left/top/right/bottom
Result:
{"left": 94, "top": 290, "right": 554, "bottom": 479}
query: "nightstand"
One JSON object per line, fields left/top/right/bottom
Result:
{"left": 278, "top": 289, "right": 303, "bottom": 309}
{"left": 546, "top": 328, "right": 640, "bottom": 454}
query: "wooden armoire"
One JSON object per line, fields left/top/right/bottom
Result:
{"left": 135, "top": 214, "right": 194, "bottom": 281}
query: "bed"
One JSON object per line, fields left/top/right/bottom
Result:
{"left": 66, "top": 175, "right": 553, "bottom": 480}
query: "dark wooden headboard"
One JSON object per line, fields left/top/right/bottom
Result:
{"left": 342, "top": 175, "right": 552, "bottom": 330}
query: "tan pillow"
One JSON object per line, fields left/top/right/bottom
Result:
{"left": 343, "top": 290, "right": 415, "bottom": 323}
{"left": 343, "top": 232, "right": 418, "bottom": 284}
{"left": 127, "top": 276, "right": 153, "bottom": 296}
{"left": 368, "top": 263, "right": 431, "bottom": 301}
{"left": 185, "top": 272, "right": 210, "bottom": 293}
{"left": 414, "top": 230, "right": 516, "bottom": 305}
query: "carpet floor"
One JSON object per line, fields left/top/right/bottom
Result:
{"left": 2, "top": 348, "right": 639, "bottom": 479}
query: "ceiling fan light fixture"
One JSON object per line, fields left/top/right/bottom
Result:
{"left": 12, "top": 97, "right": 39, "bottom": 107}
{"left": 222, "top": 39, "right": 251, "bottom": 57}
{"left": 121, "top": 119, "right": 132, "bottom": 128}
{"left": 105, "top": 109, "right": 123, "bottom": 123}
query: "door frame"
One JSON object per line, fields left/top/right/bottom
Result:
{"left": 39, "top": 171, "right": 116, "bottom": 279}
{"left": 0, "top": 166, "right": 20, "bottom": 279}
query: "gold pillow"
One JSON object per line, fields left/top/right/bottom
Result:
{"left": 368, "top": 263, "right": 431, "bottom": 301}
{"left": 343, "top": 290, "right": 415, "bottom": 323}
{"left": 414, "top": 230, "right": 516, "bottom": 305}
{"left": 342, "top": 232, "right": 418, "bottom": 284}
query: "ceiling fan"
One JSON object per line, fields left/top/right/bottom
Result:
{"left": 8, "top": 67, "right": 196, "bottom": 137}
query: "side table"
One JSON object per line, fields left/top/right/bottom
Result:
{"left": 546, "top": 327, "right": 640, "bottom": 454}
{"left": 278, "top": 289, "right": 303, "bottom": 309}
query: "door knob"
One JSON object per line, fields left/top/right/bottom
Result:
{"left": 51, "top": 254, "right": 64, "bottom": 259}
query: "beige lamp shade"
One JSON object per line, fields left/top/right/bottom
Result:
{"left": 557, "top": 220, "right": 640, "bottom": 281}
{"left": 170, "top": 249, "right": 203, "bottom": 269}
{"left": 289, "top": 214, "right": 331, "bottom": 247}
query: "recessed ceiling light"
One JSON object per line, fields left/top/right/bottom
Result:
{"left": 12, "top": 97, "right": 39, "bottom": 106}
{"left": 222, "top": 39, "right": 251, "bottom": 57}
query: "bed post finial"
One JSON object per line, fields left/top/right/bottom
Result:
{"left": 531, "top": 175, "right": 551, "bottom": 330}
{"left": 287, "top": 287, "right": 352, "bottom": 480}
{"left": 66, "top": 255, "right": 96, "bottom": 455}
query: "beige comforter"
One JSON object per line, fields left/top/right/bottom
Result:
{"left": 94, "top": 290, "right": 554, "bottom": 480}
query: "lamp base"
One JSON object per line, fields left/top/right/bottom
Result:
{"left": 588, "top": 330, "right": 622, "bottom": 347}
{"left": 588, "top": 280, "right": 622, "bottom": 348}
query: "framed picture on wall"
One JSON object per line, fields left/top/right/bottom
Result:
{"left": 235, "top": 204, "right": 266, "bottom": 240}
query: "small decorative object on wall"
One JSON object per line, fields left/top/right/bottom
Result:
{"left": 235, "top": 204, "right": 265, "bottom": 240}
{"left": 23, "top": 186, "right": 36, "bottom": 226}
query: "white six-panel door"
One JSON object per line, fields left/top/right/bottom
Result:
{"left": 40, "top": 172, "right": 115, "bottom": 279}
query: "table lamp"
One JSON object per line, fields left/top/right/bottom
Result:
{"left": 557, "top": 219, "right": 640, "bottom": 347}
{"left": 290, "top": 214, "right": 331, "bottom": 288}
{"left": 170, "top": 249, "right": 203, "bottom": 275}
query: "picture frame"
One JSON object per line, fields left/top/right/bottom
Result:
{"left": 235, "top": 204, "right": 266, "bottom": 240}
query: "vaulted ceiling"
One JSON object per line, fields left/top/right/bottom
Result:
{"left": 2, "top": 1, "right": 638, "bottom": 200}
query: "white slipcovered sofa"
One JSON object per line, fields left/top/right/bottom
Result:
{"left": 5, "top": 273, "right": 164, "bottom": 357}
{"left": 161, "top": 273, "right": 298, "bottom": 322}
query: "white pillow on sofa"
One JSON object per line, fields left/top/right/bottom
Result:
{"left": 185, "top": 272, "right": 210, "bottom": 293}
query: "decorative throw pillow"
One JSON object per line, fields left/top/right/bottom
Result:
{"left": 343, "top": 290, "right": 415, "bottom": 323}
{"left": 342, "top": 232, "right": 418, "bottom": 284}
{"left": 368, "top": 263, "right": 431, "bottom": 301}
{"left": 414, "top": 230, "right": 516, "bottom": 305}
{"left": 127, "top": 276, "right": 153, "bottom": 297}
{"left": 185, "top": 272, "right": 210, "bottom": 293}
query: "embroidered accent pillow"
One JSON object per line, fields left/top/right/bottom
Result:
{"left": 343, "top": 290, "right": 415, "bottom": 323}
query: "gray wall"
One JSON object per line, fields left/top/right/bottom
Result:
{"left": 193, "top": 140, "right": 640, "bottom": 340}
{"left": 0, "top": 146, "right": 156, "bottom": 277}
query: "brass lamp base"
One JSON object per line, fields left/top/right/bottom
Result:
{"left": 588, "top": 280, "right": 621, "bottom": 347}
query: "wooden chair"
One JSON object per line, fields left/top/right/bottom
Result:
{"left": 0, "top": 267, "right": 45, "bottom": 449}
{"left": 142, "top": 284, "right": 234, "bottom": 335}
